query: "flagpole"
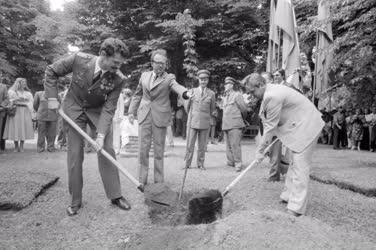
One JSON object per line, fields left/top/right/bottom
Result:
{"left": 276, "top": 27, "right": 282, "bottom": 69}
{"left": 312, "top": 29, "right": 319, "bottom": 102}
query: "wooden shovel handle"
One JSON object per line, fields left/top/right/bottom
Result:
{"left": 58, "top": 109, "right": 144, "bottom": 192}
{"left": 222, "top": 139, "right": 279, "bottom": 197}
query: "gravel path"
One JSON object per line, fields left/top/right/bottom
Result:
{"left": 0, "top": 139, "right": 375, "bottom": 249}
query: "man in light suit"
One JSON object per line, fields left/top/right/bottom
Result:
{"left": 0, "top": 80, "right": 9, "bottom": 152}
{"left": 33, "top": 90, "right": 58, "bottom": 152}
{"left": 128, "top": 49, "right": 190, "bottom": 186}
{"left": 243, "top": 73, "right": 324, "bottom": 216}
{"left": 45, "top": 38, "right": 131, "bottom": 216}
{"left": 184, "top": 70, "right": 216, "bottom": 170}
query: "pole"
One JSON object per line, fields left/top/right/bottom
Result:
{"left": 276, "top": 27, "right": 282, "bottom": 69}
{"left": 312, "top": 29, "right": 319, "bottom": 102}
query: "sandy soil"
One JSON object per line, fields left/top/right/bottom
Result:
{"left": 0, "top": 139, "right": 375, "bottom": 249}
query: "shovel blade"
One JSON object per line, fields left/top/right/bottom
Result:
{"left": 144, "top": 183, "right": 178, "bottom": 206}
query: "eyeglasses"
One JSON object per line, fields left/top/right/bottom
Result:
{"left": 152, "top": 60, "right": 166, "bottom": 66}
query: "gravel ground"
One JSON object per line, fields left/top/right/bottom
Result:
{"left": 0, "top": 139, "right": 375, "bottom": 249}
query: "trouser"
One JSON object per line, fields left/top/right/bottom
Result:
{"left": 166, "top": 125, "right": 174, "bottom": 146}
{"left": 332, "top": 126, "right": 347, "bottom": 148}
{"left": 67, "top": 112, "right": 121, "bottom": 208}
{"left": 113, "top": 119, "right": 122, "bottom": 153}
{"left": 280, "top": 134, "right": 319, "bottom": 214}
{"left": 370, "top": 125, "right": 376, "bottom": 150}
{"left": 37, "top": 120, "right": 57, "bottom": 151}
{"left": 224, "top": 128, "right": 243, "bottom": 168}
{"left": 185, "top": 127, "right": 209, "bottom": 168}
{"left": 207, "top": 125, "right": 216, "bottom": 143}
{"left": 138, "top": 112, "right": 166, "bottom": 185}
{"left": 0, "top": 115, "right": 6, "bottom": 150}
{"left": 269, "top": 138, "right": 282, "bottom": 179}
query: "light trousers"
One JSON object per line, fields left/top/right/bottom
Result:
{"left": 280, "top": 135, "right": 319, "bottom": 214}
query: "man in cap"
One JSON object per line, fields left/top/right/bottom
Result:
{"left": 184, "top": 69, "right": 216, "bottom": 169}
{"left": 222, "top": 77, "right": 248, "bottom": 172}
{"left": 243, "top": 73, "right": 324, "bottom": 216}
{"left": 128, "top": 49, "right": 191, "bottom": 186}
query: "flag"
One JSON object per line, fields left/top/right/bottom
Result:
{"left": 274, "top": 0, "right": 301, "bottom": 89}
{"left": 266, "top": 0, "right": 278, "bottom": 73}
{"left": 315, "top": 0, "right": 333, "bottom": 94}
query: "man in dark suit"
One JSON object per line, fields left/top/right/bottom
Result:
{"left": 128, "top": 49, "right": 190, "bottom": 186}
{"left": 184, "top": 70, "right": 216, "bottom": 169}
{"left": 44, "top": 38, "right": 131, "bottom": 216}
{"left": 33, "top": 90, "right": 58, "bottom": 152}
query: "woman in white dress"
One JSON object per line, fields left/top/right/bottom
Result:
{"left": 3, "top": 78, "right": 34, "bottom": 152}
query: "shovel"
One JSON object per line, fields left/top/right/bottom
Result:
{"left": 59, "top": 109, "right": 178, "bottom": 206}
{"left": 187, "top": 138, "right": 280, "bottom": 224}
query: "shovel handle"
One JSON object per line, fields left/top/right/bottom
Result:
{"left": 58, "top": 109, "right": 144, "bottom": 193}
{"left": 222, "top": 138, "right": 279, "bottom": 197}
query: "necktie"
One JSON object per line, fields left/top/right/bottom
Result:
{"left": 92, "top": 70, "right": 102, "bottom": 84}
{"left": 201, "top": 87, "right": 205, "bottom": 97}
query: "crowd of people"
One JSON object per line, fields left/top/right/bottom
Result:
{"left": 320, "top": 106, "right": 376, "bottom": 152}
{"left": 1, "top": 37, "right": 373, "bottom": 219}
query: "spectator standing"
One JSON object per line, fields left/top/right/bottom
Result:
{"left": 0, "top": 81, "right": 9, "bottom": 152}
{"left": 365, "top": 105, "right": 376, "bottom": 152}
{"left": 33, "top": 90, "right": 58, "bottom": 152}
{"left": 184, "top": 69, "right": 216, "bottom": 170}
{"left": 175, "top": 96, "right": 187, "bottom": 139}
{"left": 113, "top": 89, "right": 124, "bottom": 154}
{"left": 332, "top": 106, "right": 347, "bottom": 149}
{"left": 361, "top": 108, "right": 371, "bottom": 150}
{"left": 3, "top": 78, "right": 34, "bottom": 152}
{"left": 57, "top": 85, "right": 69, "bottom": 150}
{"left": 350, "top": 108, "right": 365, "bottom": 150}
{"left": 222, "top": 77, "right": 248, "bottom": 172}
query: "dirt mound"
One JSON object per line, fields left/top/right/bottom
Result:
{"left": 126, "top": 209, "right": 375, "bottom": 250}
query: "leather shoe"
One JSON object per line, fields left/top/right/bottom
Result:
{"left": 66, "top": 206, "right": 80, "bottom": 216}
{"left": 287, "top": 209, "right": 302, "bottom": 217}
{"left": 268, "top": 176, "right": 280, "bottom": 182}
{"left": 197, "top": 165, "right": 206, "bottom": 170}
{"left": 111, "top": 197, "right": 131, "bottom": 210}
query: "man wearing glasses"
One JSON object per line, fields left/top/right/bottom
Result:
{"left": 128, "top": 49, "right": 191, "bottom": 186}
{"left": 45, "top": 38, "right": 131, "bottom": 216}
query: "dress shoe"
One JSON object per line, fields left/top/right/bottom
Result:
{"left": 111, "top": 197, "right": 131, "bottom": 210}
{"left": 37, "top": 148, "right": 45, "bottom": 153}
{"left": 47, "top": 147, "right": 56, "bottom": 152}
{"left": 280, "top": 199, "right": 288, "bottom": 204}
{"left": 227, "top": 161, "right": 235, "bottom": 167}
{"left": 268, "top": 176, "right": 280, "bottom": 182}
{"left": 287, "top": 209, "right": 302, "bottom": 217}
{"left": 197, "top": 165, "right": 206, "bottom": 170}
{"left": 66, "top": 206, "right": 80, "bottom": 216}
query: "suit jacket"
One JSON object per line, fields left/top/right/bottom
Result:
{"left": 44, "top": 52, "right": 126, "bottom": 135}
{"left": 128, "top": 71, "right": 186, "bottom": 127}
{"left": 187, "top": 87, "right": 216, "bottom": 130}
{"left": 33, "top": 91, "right": 58, "bottom": 121}
{"left": 222, "top": 90, "right": 248, "bottom": 130}
{"left": 258, "top": 84, "right": 324, "bottom": 154}
{"left": 0, "top": 83, "right": 8, "bottom": 118}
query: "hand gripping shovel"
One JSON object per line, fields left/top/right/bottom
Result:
{"left": 59, "top": 109, "right": 180, "bottom": 206}
{"left": 186, "top": 139, "right": 279, "bottom": 224}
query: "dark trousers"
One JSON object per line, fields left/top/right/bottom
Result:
{"left": 67, "top": 112, "right": 121, "bottom": 208}
{"left": 37, "top": 120, "right": 57, "bottom": 151}
{"left": 0, "top": 114, "right": 6, "bottom": 150}
{"left": 332, "top": 126, "right": 347, "bottom": 148}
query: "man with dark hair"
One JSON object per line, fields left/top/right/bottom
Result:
{"left": 44, "top": 37, "right": 131, "bottom": 216}
{"left": 128, "top": 49, "right": 191, "bottom": 186}
{"left": 243, "top": 73, "right": 324, "bottom": 216}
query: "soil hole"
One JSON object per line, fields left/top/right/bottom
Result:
{"left": 146, "top": 190, "right": 237, "bottom": 226}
